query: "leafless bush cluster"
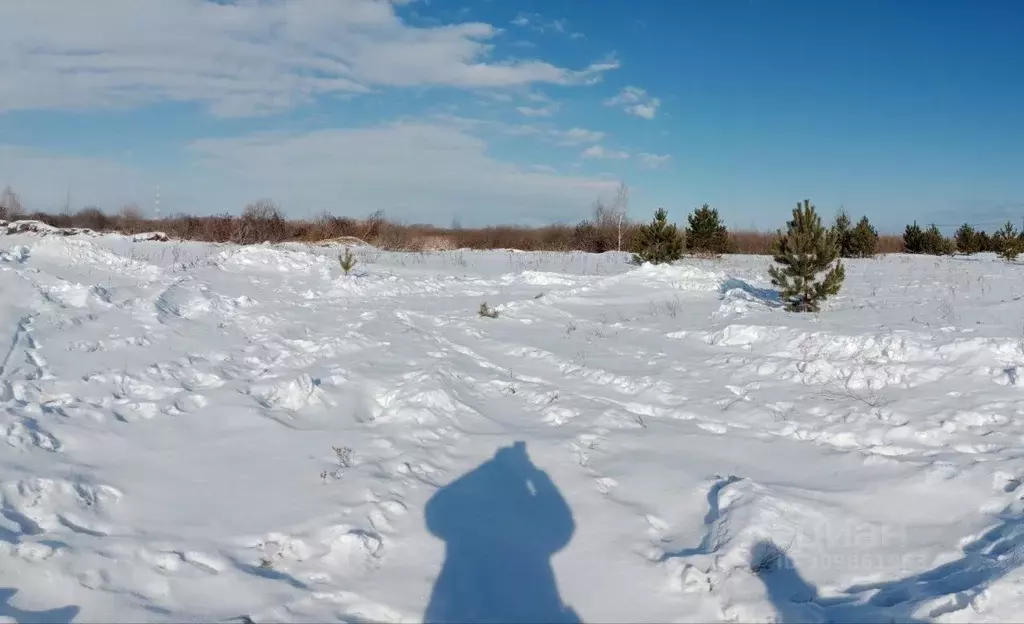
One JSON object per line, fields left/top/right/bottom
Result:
{"left": 0, "top": 185, "right": 24, "bottom": 221}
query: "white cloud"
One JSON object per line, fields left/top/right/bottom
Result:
{"left": 0, "top": 145, "right": 157, "bottom": 213}
{"left": 525, "top": 91, "right": 554, "bottom": 103}
{"left": 638, "top": 153, "right": 672, "bottom": 169}
{"left": 555, "top": 128, "right": 605, "bottom": 146}
{"left": 181, "top": 121, "right": 620, "bottom": 224}
{"left": 510, "top": 12, "right": 584, "bottom": 39}
{"left": 604, "top": 86, "right": 661, "bottom": 120}
{"left": 548, "top": 19, "right": 570, "bottom": 34}
{"left": 0, "top": 0, "right": 616, "bottom": 117}
{"left": 515, "top": 91, "right": 560, "bottom": 116}
{"left": 529, "top": 164, "right": 559, "bottom": 174}
{"left": 581, "top": 145, "right": 630, "bottom": 160}
{"left": 426, "top": 114, "right": 604, "bottom": 147}
{"left": 516, "top": 105, "right": 558, "bottom": 117}
{"left": 1, "top": 120, "right": 621, "bottom": 224}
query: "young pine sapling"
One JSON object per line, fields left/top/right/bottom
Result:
{"left": 339, "top": 248, "right": 357, "bottom": 275}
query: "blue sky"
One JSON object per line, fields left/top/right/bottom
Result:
{"left": 1, "top": 0, "right": 1022, "bottom": 233}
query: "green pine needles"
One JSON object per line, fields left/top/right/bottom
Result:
{"left": 631, "top": 208, "right": 684, "bottom": 265}
{"left": 833, "top": 209, "right": 878, "bottom": 258}
{"left": 770, "top": 200, "right": 846, "bottom": 313}
{"left": 339, "top": 248, "right": 357, "bottom": 275}
{"left": 850, "top": 216, "right": 879, "bottom": 257}
{"left": 995, "top": 221, "right": 1022, "bottom": 261}
{"left": 685, "top": 204, "right": 730, "bottom": 255}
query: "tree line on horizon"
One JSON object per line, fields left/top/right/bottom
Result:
{"left": 1, "top": 182, "right": 1016, "bottom": 260}
{"left": 902, "top": 220, "right": 1024, "bottom": 261}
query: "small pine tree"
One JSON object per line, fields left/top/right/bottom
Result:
{"left": 1000, "top": 238, "right": 1021, "bottom": 261}
{"left": 919, "top": 224, "right": 953, "bottom": 255}
{"left": 769, "top": 199, "right": 845, "bottom": 313}
{"left": 903, "top": 222, "right": 924, "bottom": 254}
{"left": 685, "top": 204, "right": 730, "bottom": 255}
{"left": 976, "top": 230, "right": 994, "bottom": 253}
{"left": 832, "top": 210, "right": 854, "bottom": 257}
{"left": 631, "top": 208, "right": 684, "bottom": 265}
{"left": 849, "top": 216, "right": 879, "bottom": 258}
{"left": 955, "top": 223, "right": 980, "bottom": 254}
{"left": 339, "top": 248, "right": 357, "bottom": 274}
{"left": 994, "top": 221, "right": 1021, "bottom": 261}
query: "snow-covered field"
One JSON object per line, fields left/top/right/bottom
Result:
{"left": 3, "top": 230, "right": 1024, "bottom": 623}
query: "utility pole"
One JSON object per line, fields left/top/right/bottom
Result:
{"left": 155, "top": 185, "right": 161, "bottom": 221}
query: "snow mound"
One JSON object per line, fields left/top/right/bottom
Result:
{"left": 131, "top": 231, "right": 170, "bottom": 242}
{"left": 2, "top": 220, "right": 97, "bottom": 237}
{"left": 153, "top": 282, "right": 216, "bottom": 319}
{"left": 1, "top": 477, "right": 121, "bottom": 535}
{"left": 153, "top": 281, "right": 254, "bottom": 321}
{"left": 706, "top": 324, "right": 1017, "bottom": 367}
{"left": 0, "top": 244, "right": 30, "bottom": 263}
{"left": 630, "top": 262, "right": 726, "bottom": 291}
{"left": 37, "top": 280, "right": 93, "bottom": 308}
{"left": 29, "top": 238, "right": 163, "bottom": 280}
{"left": 249, "top": 373, "right": 331, "bottom": 411}
{"left": 312, "top": 236, "right": 373, "bottom": 248}
{"left": 215, "top": 245, "right": 335, "bottom": 276}
{"left": 515, "top": 271, "right": 581, "bottom": 286}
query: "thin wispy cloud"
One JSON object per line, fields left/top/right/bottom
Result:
{"left": 186, "top": 121, "right": 620, "bottom": 222}
{"left": 516, "top": 105, "right": 559, "bottom": 118}
{"left": 604, "top": 86, "right": 661, "bottom": 120}
{"left": 510, "top": 12, "right": 585, "bottom": 39}
{"left": 555, "top": 128, "right": 606, "bottom": 146}
{"left": 638, "top": 153, "right": 672, "bottom": 169}
{"left": 581, "top": 145, "right": 630, "bottom": 160}
{"left": 426, "top": 114, "right": 604, "bottom": 147}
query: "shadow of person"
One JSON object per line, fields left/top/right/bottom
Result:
{"left": 1, "top": 587, "right": 79, "bottom": 624}
{"left": 424, "top": 441, "right": 581, "bottom": 624}
{"left": 752, "top": 516, "right": 1024, "bottom": 624}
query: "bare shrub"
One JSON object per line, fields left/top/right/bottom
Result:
{"left": 479, "top": 302, "right": 499, "bottom": 318}
{"left": 573, "top": 220, "right": 607, "bottom": 253}
{"left": 233, "top": 199, "right": 287, "bottom": 244}
{"left": 0, "top": 185, "right": 24, "bottom": 221}
{"left": 594, "top": 182, "right": 630, "bottom": 251}
{"left": 202, "top": 213, "right": 237, "bottom": 242}
{"left": 730, "top": 230, "right": 779, "bottom": 254}
{"left": 74, "top": 206, "right": 109, "bottom": 231}
{"left": 118, "top": 203, "right": 145, "bottom": 234}
{"left": 308, "top": 212, "right": 358, "bottom": 241}
{"left": 876, "top": 234, "right": 904, "bottom": 254}
{"left": 362, "top": 209, "right": 387, "bottom": 242}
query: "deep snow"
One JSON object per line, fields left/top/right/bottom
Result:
{"left": 3, "top": 230, "right": 1024, "bottom": 622}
